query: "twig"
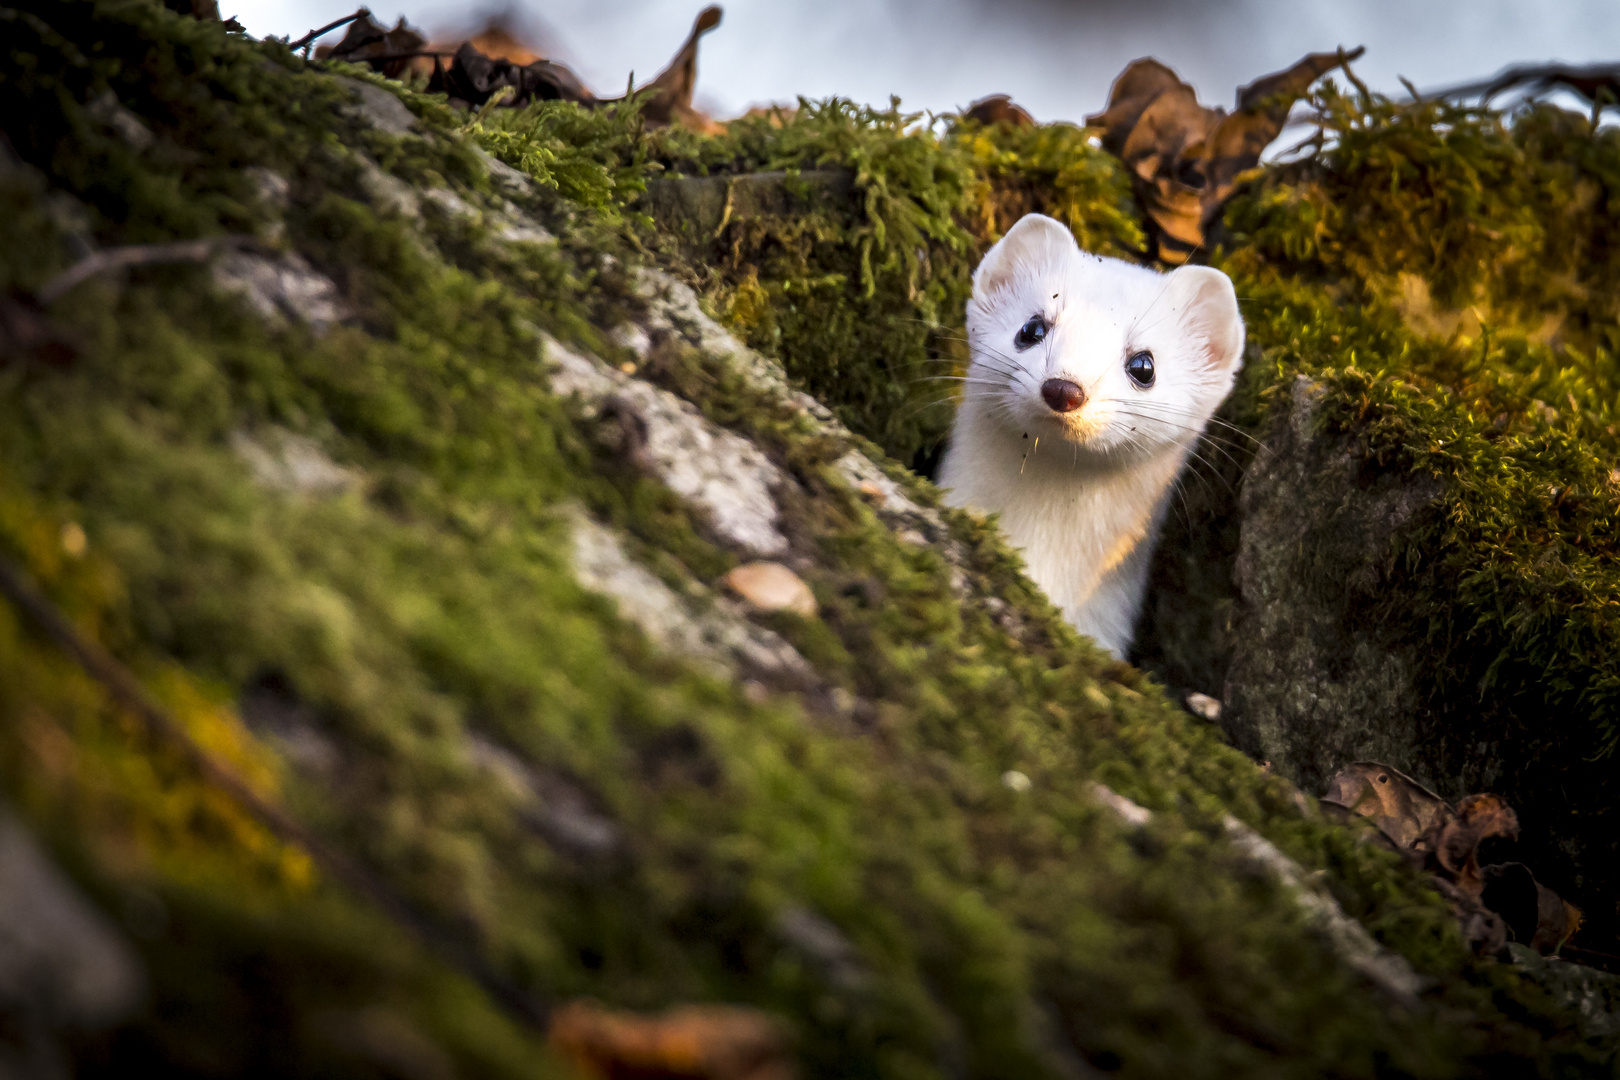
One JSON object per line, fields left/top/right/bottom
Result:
{"left": 289, "top": 8, "right": 368, "bottom": 52}
{"left": 1337, "top": 47, "right": 1374, "bottom": 112}
{"left": 0, "top": 552, "right": 550, "bottom": 1029}
{"left": 329, "top": 49, "right": 454, "bottom": 63}
{"left": 36, "top": 237, "right": 250, "bottom": 306}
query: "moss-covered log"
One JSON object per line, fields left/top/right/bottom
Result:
{"left": 2, "top": 3, "right": 1620, "bottom": 1077}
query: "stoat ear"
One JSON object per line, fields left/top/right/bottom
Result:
{"left": 1164, "top": 265, "right": 1245, "bottom": 371}
{"left": 973, "top": 214, "right": 1078, "bottom": 297}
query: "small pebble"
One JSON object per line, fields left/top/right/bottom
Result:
{"left": 1185, "top": 691, "right": 1222, "bottom": 722}
{"left": 722, "top": 562, "right": 818, "bottom": 618}
{"left": 1002, "top": 769, "right": 1032, "bottom": 793}
{"left": 856, "top": 480, "right": 887, "bottom": 506}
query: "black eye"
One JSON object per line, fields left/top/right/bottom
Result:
{"left": 1125, "top": 350, "right": 1155, "bottom": 388}
{"left": 1014, "top": 315, "right": 1047, "bottom": 351}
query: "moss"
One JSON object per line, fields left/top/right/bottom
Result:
{"left": 1122, "top": 79, "right": 1620, "bottom": 953}
{"left": 1, "top": 3, "right": 1617, "bottom": 1077}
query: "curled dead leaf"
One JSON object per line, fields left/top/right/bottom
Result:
{"left": 962, "top": 94, "right": 1035, "bottom": 127}
{"left": 1323, "top": 762, "right": 1579, "bottom": 956}
{"left": 1086, "top": 48, "right": 1363, "bottom": 262}
{"left": 1321, "top": 760, "right": 1450, "bottom": 850}
{"left": 549, "top": 1000, "right": 794, "bottom": 1080}
{"left": 1419, "top": 792, "right": 1519, "bottom": 898}
{"left": 406, "top": 5, "right": 720, "bottom": 128}
{"left": 316, "top": 10, "right": 429, "bottom": 79}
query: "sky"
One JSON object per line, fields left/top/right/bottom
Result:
{"left": 228, "top": 0, "right": 1620, "bottom": 124}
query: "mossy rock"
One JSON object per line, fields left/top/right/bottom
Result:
{"left": 2, "top": 2, "right": 1619, "bottom": 1077}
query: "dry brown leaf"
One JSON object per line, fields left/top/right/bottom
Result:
{"left": 1420, "top": 792, "right": 1519, "bottom": 898}
{"left": 1320, "top": 763, "right": 1585, "bottom": 956}
{"left": 1320, "top": 760, "right": 1450, "bottom": 850}
{"left": 634, "top": 6, "right": 724, "bottom": 129}
{"left": 962, "top": 95, "right": 1035, "bottom": 128}
{"left": 549, "top": 1001, "right": 794, "bottom": 1080}
{"left": 1483, "top": 861, "right": 1583, "bottom": 952}
{"left": 316, "top": 11, "right": 428, "bottom": 80}
{"left": 1085, "top": 48, "right": 1362, "bottom": 262}
{"left": 410, "top": 5, "right": 720, "bottom": 128}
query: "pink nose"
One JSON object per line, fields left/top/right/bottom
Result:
{"left": 1041, "top": 378, "right": 1085, "bottom": 413}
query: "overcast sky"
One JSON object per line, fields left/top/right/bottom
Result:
{"left": 229, "top": 0, "right": 1619, "bottom": 123}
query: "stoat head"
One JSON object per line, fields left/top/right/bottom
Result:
{"left": 963, "top": 213, "right": 1244, "bottom": 465}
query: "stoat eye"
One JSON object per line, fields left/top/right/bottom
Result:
{"left": 1014, "top": 315, "right": 1047, "bottom": 351}
{"left": 1125, "top": 350, "right": 1155, "bottom": 388}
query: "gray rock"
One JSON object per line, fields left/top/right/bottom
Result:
{"left": 1222, "top": 377, "right": 1443, "bottom": 792}
{"left": 340, "top": 78, "right": 418, "bottom": 137}
{"left": 0, "top": 807, "right": 143, "bottom": 1078}
{"left": 544, "top": 335, "right": 791, "bottom": 557}
{"left": 230, "top": 428, "right": 359, "bottom": 496}
{"left": 569, "top": 511, "right": 811, "bottom": 681}
{"left": 212, "top": 250, "right": 346, "bottom": 331}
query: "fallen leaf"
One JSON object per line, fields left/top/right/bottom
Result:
{"left": 549, "top": 1000, "right": 794, "bottom": 1080}
{"left": 316, "top": 10, "right": 429, "bottom": 79}
{"left": 1085, "top": 48, "right": 1363, "bottom": 262}
{"left": 1483, "top": 861, "right": 1583, "bottom": 952}
{"left": 633, "top": 6, "right": 724, "bottom": 129}
{"left": 427, "top": 42, "right": 596, "bottom": 109}
{"left": 1320, "top": 763, "right": 1573, "bottom": 956}
{"left": 414, "top": 6, "right": 721, "bottom": 127}
{"left": 1419, "top": 792, "right": 1519, "bottom": 899}
{"left": 1320, "top": 760, "right": 1450, "bottom": 850}
{"left": 962, "top": 94, "right": 1035, "bottom": 127}
{"left": 722, "top": 563, "right": 817, "bottom": 618}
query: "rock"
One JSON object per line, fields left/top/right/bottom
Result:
{"left": 340, "top": 77, "right": 419, "bottom": 137}
{"left": 1222, "top": 378, "right": 1443, "bottom": 792}
{"left": 545, "top": 335, "right": 791, "bottom": 557}
{"left": 211, "top": 251, "right": 346, "bottom": 331}
{"left": 231, "top": 429, "right": 360, "bottom": 496}
{"left": 720, "top": 562, "right": 817, "bottom": 618}
{"left": 571, "top": 513, "right": 811, "bottom": 680}
{"left": 0, "top": 807, "right": 143, "bottom": 1075}
{"left": 1184, "top": 691, "right": 1221, "bottom": 722}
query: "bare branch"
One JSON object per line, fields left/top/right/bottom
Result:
{"left": 37, "top": 237, "right": 248, "bottom": 305}
{"left": 288, "top": 8, "right": 368, "bottom": 52}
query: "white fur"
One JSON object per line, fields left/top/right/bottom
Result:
{"left": 938, "top": 214, "right": 1244, "bottom": 658}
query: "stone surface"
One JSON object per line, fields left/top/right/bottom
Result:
{"left": 545, "top": 335, "right": 791, "bottom": 557}
{"left": 0, "top": 807, "right": 143, "bottom": 1077}
{"left": 1222, "top": 378, "right": 1443, "bottom": 792}
{"left": 569, "top": 512, "right": 810, "bottom": 681}
{"left": 231, "top": 429, "right": 359, "bottom": 496}
{"left": 212, "top": 251, "right": 346, "bottom": 330}
{"left": 340, "top": 77, "right": 418, "bottom": 137}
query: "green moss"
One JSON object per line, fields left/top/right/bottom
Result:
{"left": 1, "top": 3, "right": 1617, "bottom": 1077}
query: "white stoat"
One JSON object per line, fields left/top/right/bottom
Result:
{"left": 938, "top": 213, "right": 1244, "bottom": 658}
